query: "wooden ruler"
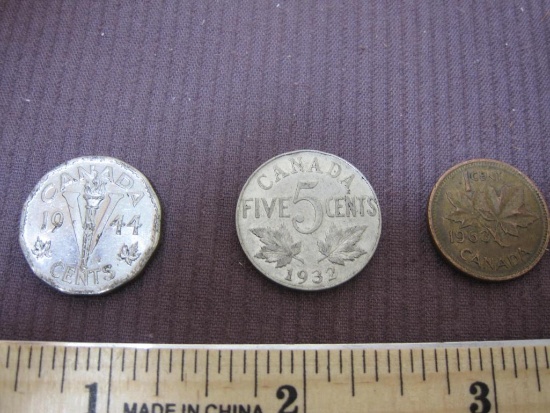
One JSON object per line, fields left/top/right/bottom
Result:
{"left": 1, "top": 340, "right": 549, "bottom": 413}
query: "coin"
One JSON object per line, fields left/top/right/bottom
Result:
{"left": 19, "top": 156, "right": 161, "bottom": 294}
{"left": 236, "top": 150, "right": 381, "bottom": 290}
{"left": 428, "top": 159, "right": 549, "bottom": 281}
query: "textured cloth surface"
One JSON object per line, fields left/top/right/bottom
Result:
{"left": 1, "top": 0, "right": 549, "bottom": 344}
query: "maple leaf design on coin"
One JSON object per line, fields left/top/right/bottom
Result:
{"left": 31, "top": 237, "right": 51, "bottom": 259}
{"left": 250, "top": 225, "right": 304, "bottom": 268}
{"left": 445, "top": 185, "right": 538, "bottom": 247}
{"left": 317, "top": 225, "right": 368, "bottom": 265}
{"left": 118, "top": 242, "right": 141, "bottom": 266}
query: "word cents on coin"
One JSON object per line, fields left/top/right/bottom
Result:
{"left": 428, "top": 159, "right": 549, "bottom": 281}
{"left": 19, "top": 156, "right": 161, "bottom": 294}
{"left": 236, "top": 150, "right": 381, "bottom": 291}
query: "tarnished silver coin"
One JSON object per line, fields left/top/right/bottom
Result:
{"left": 236, "top": 150, "right": 381, "bottom": 290}
{"left": 19, "top": 156, "right": 161, "bottom": 295}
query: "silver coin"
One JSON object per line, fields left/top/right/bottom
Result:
{"left": 236, "top": 150, "right": 381, "bottom": 290}
{"left": 19, "top": 156, "right": 161, "bottom": 295}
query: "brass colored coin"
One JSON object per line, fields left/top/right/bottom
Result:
{"left": 428, "top": 159, "right": 549, "bottom": 281}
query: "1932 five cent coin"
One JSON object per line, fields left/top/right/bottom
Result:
{"left": 19, "top": 156, "right": 161, "bottom": 294}
{"left": 428, "top": 159, "right": 549, "bottom": 281}
{"left": 236, "top": 150, "right": 381, "bottom": 290}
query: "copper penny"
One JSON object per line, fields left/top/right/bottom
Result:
{"left": 428, "top": 159, "right": 549, "bottom": 281}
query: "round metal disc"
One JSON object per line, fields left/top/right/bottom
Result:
{"left": 236, "top": 150, "right": 381, "bottom": 291}
{"left": 19, "top": 156, "right": 161, "bottom": 294}
{"left": 428, "top": 159, "right": 549, "bottom": 281}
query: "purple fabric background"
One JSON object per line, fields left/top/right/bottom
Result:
{"left": 1, "top": 0, "right": 549, "bottom": 344}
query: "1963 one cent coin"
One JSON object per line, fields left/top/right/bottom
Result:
{"left": 428, "top": 159, "right": 549, "bottom": 281}
{"left": 236, "top": 150, "right": 381, "bottom": 290}
{"left": 19, "top": 156, "right": 161, "bottom": 294}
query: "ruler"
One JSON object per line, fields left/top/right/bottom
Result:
{"left": 1, "top": 340, "right": 549, "bottom": 413}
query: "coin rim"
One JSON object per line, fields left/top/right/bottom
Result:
{"left": 235, "top": 149, "right": 382, "bottom": 291}
{"left": 19, "top": 156, "right": 162, "bottom": 295}
{"left": 427, "top": 158, "right": 549, "bottom": 281}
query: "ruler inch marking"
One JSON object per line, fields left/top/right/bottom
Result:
{"left": 479, "top": 347, "right": 483, "bottom": 371}
{"left": 60, "top": 347, "right": 67, "bottom": 393}
{"left": 279, "top": 350, "right": 282, "bottom": 374}
{"left": 107, "top": 348, "right": 113, "bottom": 413}
{"left": 399, "top": 349, "right": 404, "bottom": 396}
{"left": 38, "top": 346, "right": 43, "bottom": 378}
{"left": 14, "top": 346, "right": 21, "bottom": 392}
{"left": 351, "top": 350, "right": 355, "bottom": 397}
{"left": 156, "top": 349, "right": 161, "bottom": 397}
{"left": 28, "top": 345, "right": 33, "bottom": 369}
{"left": 291, "top": 350, "right": 294, "bottom": 374}
{"left": 490, "top": 348, "right": 499, "bottom": 413}
{"left": 303, "top": 350, "right": 307, "bottom": 413}
{"left": 534, "top": 347, "right": 541, "bottom": 392}
{"left": 444, "top": 348, "right": 450, "bottom": 395}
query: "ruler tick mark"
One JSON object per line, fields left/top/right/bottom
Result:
{"left": 363, "top": 350, "right": 366, "bottom": 374}
{"left": 229, "top": 350, "right": 233, "bottom": 382}
{"left": 108, "top": 348, "right": 114, "bottom": 413}
{"left": 133, "top": 349, "right": 137, "bottom": 381}
{"left": 14, "top": 346, "right": 21, "bottom": 392}
{"left": 52, "top": 346, "right": 57, "bottom": 370}
{"left": 254, "top": 350, "right": 258, "bottom": 398}
{"left": 327, "top": 350, "right": 331, "bottom": 382}
{"left": 170, "top": 349, "right": 173, "bottom": 374}
{"left": 523, "top": 347, "right": 528, "bottom": 370}
{"left": 267, "top": 350, "right": 270, "bottom": 374}
{"left": 339, "top": 350, "right": 343, "bottom": 374}
{"left": 146, "top": 349, "right": 150, "bottom": 373}
{"left": 410, "top": 349, "right": 414, "bottom": 373}
{"left": 291, "top": 350, "right": 294, "bottom": 374}
{"left": 479, "top": 348, "right": 483, "bottom": 371}
{"left": 87, "top": 348, "right": 91, "bottom": 371}
{"left": 456, "top": 348, "right": 460, "bottom": 372}
{"left": 60, "top": 347, "right": 67, "bottom": 393}
{"left": 351, "top": 350, "right": 355, "bottom": 397}
{"left": 421, "top": 349, "right": 425, "bottom": 381}
{"left": 468, "top": 348, "right": 472, "bottom": 371}
{"left": 279, "top": 350, "right": 282, "bottom": 374}
{"left": 243, "top": 350, "right": 247, "bottom": 374}
{"left": 38, "top": 346, "right": 43, "bottom": 378}
{"left": 545, "top": 346, "right": 549, "bottom": 369}
{"left": 387, "top": 350, "right": 391, "bottom": 373}
{"left": 205, "top": 350, "right": 210, "bottom": 397}
{"left": 315, "top": 350, "right": 318, "bottom": 374}
{"left": 217, "top": 350, "right": 221, "bottom": 374}
{"left": 28, "top": 346, "right": 33, "bottom": 369}
{"left": 445, "top": 349, "right": 450, "bottom": 395}
{"left": 98, "top": 348, "right": 102, "bottom": 371}
{"left": 501, "top": 347, "right": 505, "bottom": 371}
{"left": 303, "top": 351, "right": 307, "bottom": 413}
{"left": 434, "top": 349, "right": 438, "bottom": 373}
{"left": 490, "top": 348, "right": 499, "bottom": 413}
{"left": 399, "top": 349, "right": 403, "bottom": 396}
{"left": 6, "top": 345, "right": 10, "bottom": 368}
{"left": 74, "top": 348, "right": 78, "bottom": 371}
{"left": 534, "top": 348, "right": 541, "bottom": 392}
{"left": 181, "top": 350, "right": 185, "bottom": 382}
{"left": 156, "top": 349, "right": 161, "bottom": 396}
{"left": 121, "top": 349, "right": 125, "bottom": 372}
{"left": 375, "top": 350, "right": 379, "bottom": 382}
{"left": 512, "top": 347, "right": 518, "bottom": 378}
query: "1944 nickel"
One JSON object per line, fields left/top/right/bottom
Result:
{"left": 236, "top": 150, "right": 381, "bottom": 290}
{"left": 19, "top": 156, "right": 161, "bottom": 294}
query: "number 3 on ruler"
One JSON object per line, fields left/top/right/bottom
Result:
{"left": 470, "top": 381, "right": 491, "bottom": 413}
